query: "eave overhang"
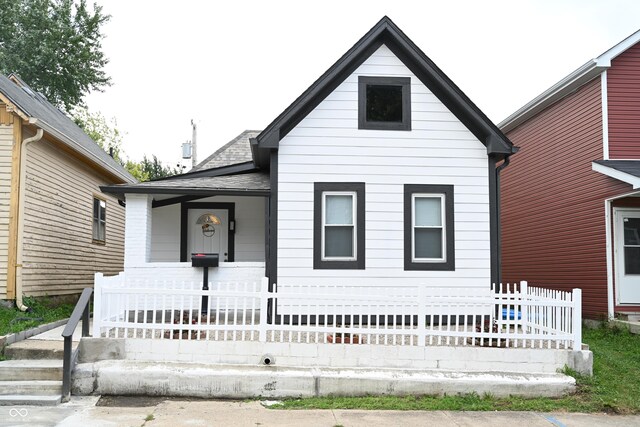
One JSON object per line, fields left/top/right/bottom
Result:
{"left": 593, "top": 160, "right": 640, "bottom": 189}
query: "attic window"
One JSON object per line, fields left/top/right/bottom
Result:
{"left": 358, "top": 76, "right": 411, "bottom": 131}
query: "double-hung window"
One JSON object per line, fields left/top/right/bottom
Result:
{"left": 93, "top": 197, "right": 106, "bottom": 244}
{"left": 404, "top": 185, "right": 454, "bottom": 270}
{"left": 314, "top": 183, "right": 365, "bottom": 269}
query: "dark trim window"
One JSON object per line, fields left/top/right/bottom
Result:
{"left": 404, "top": 184, "right": 454, "bottom": 271}
{"left": 358, "top": 76, "right": 411, "bottom": 131}
{"left": 93, "top": 197, "right": 106, "bottom": 244}
{"left": 314, "top": 183, "right": 365, "bottom": 270}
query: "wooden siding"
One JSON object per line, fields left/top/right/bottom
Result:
{"left": 21, "top": 135, "right": 126, "bottom": 296}
{"left": 608, "top": 42, "right": 640, "bottom": 159}
{"left": 150, "top": 195, "right": 265, "bottom": 262}
{"left": 0, "top": 124, "right": 12, "bottom": 298}
{"left": 501, "top": 77, "right": 632, "bottom": 318}
{"left": 277, "top": 44, "right": 491, "bottom": 294}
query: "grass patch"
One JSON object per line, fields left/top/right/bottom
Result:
{"left": 271, "top": 326, "right": 640, "bottom": 413}
{"left": 0, "top": 296, "right": 75, "bottom": 336}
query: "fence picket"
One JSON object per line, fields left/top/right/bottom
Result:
{"left": 91, "top": 276, "right": 581, "bottom": 351}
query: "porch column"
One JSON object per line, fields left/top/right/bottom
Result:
{"left": 124, "top": 193, "right": 152, "bottom": 267}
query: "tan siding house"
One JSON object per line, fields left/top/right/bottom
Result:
{"left": 0, "top": 74, "right": 135, "bottom": 304}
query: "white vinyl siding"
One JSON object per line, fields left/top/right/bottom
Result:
{"left": 277, "top": 44, "right": 490, "bottom": 294}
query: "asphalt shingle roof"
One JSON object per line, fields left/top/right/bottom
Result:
{"left": 0, "top": 74, "right": 135, "bottom": 182}
{"left": 104, "top": 171, "right": 270, "bottom": 195}
{"left": 192, "top": 130, "right": 259, "bottom": 171}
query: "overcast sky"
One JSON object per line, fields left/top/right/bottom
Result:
{"left": 84, "top": 0, "right": 640, "bottom": 168}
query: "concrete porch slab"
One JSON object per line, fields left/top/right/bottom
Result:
{"left": 72, "top": 360, "right": 576, "bottom": 399}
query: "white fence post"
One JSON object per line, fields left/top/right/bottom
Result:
{"left": 417, "top": 286, "right": 426, "bottom": 346}
{"left": 520, "top": 281, "right": 528, "bottom": 334}
{"left": 572, "top": 288, "right": 582, "bottom": 350}
{"left": 92, "top": 273, "right": 103, "bottom": 338}
{"left": 258, "top": 277, "right": 269, "bottom": 342}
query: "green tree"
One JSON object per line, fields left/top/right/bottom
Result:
{"left": 0, "top": 0, "right": 111, "bottom": 111}
{"left": 140, "top": 155, "right": 181, "bottom": 180}
{"left": 74, "top": 109, "right": 179, "bottom": 182}
{"left": 73, "top": 108, "right": 124, "bottom": 162}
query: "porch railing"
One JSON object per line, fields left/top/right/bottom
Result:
{"left": 93, "top": 274, "right": 582, "bottom": 349}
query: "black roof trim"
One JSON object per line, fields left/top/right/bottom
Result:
{"left": 150, "top": 161, "right": 257, "bottom": 182}
{"left": 253, "top": 16, "right": 514, "bottom": 167}
{"left": 100, "top": 186, "right": 269, "bottom": 198}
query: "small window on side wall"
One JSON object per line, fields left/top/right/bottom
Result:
{"left": 93, "top": 197, "right": 106, "bottom": 244}
{"left": 358, "top": 76, "right": 411, "bottom": 131}
{"left": 404, "top": 185, "right": 454, "bottom": 271}
{"left": 314, "top": 183, "right": 365, "bottom": 270}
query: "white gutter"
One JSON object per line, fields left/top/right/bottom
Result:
{"left": 499, "top": 60, "right": 604, "bottom": 133}
{"left": 601, "top": 71, "right": 609, "bottom": 160}
{"left": 499, "top": 29, "right": 640, "bottom": 133}
{"left": 605, "top": 197, "right": 614, "bottom": 320}
{"left": 30, "top": 118, "right": 136, "bottom": 184}
{"left": 15, "top": 128, "right": 44, "bottom": 311}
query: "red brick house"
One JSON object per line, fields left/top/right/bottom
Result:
{"left": 500, "top": 30, "right": 640, "bottom": 319}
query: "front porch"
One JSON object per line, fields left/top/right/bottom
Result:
{"left": 90, "top": 273, "right": 590, "bottom": 376}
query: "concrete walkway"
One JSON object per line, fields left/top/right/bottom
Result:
{"left": 0, "top": 397, "right": 638, "bottom": 427}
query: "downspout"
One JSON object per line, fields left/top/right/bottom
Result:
{"left": 495, "top": 153, "right": 513, "bottom": 285}
{"left": 15, "top": 128, "right": 44, "bottom": 311}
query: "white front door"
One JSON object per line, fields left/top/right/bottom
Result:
{"left": 614, "top": 208, "right": 640, "bottom": 304}
{"left": 187, "top": 209, "right": 229, "bottom": 261}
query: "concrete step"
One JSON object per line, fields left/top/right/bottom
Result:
{"left": 4, "top": 339, "right": 76, "bottom": 360}
{"left": 0, "top": 395, "right": 61, "bottom": 406}
{"left": 0, "top": 359, "right": 63, "bottom": 381}
{"left": 0, "top": 380, "right": 62, "bottom": 396}
{"left": 617, "top": 312, "right": 640, "bottom": 322}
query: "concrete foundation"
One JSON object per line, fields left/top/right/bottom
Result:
{"left": 72, "top": 360, "right": 576, "bottom": 398}
{"left": 78, "top": 337, "right": 594, "bottom": 376}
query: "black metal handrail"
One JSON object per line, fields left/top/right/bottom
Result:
{"left": 61, "top": 287, "right": 92, "bottom": 402}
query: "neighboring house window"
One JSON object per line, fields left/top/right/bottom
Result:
{"left": 358, "top": 76, "right": 411, "bottom": 130}
{"left": 404, "top": 184, "right": 454, "bottom": 270}
{"left": 93, "top": 197, "right": 106, "bottom": 243}
{"left": 314, "top": 183, "right": 365, "bottom": 269}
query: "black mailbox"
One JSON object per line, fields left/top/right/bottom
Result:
{"left": 191, "top": 253, "right": 219, "bottom": 314}
{"left": 191, "top": 253, "right": 219, "bottom": 268}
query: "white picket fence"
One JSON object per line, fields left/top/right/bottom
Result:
{"left": 93, "top": 273, "right": 582, "bottom": 350}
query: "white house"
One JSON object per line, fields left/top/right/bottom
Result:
{"left": 102, "top": 17, "right": 515, "bottom": 294}
{"left": 93, "top": 17, "right": 586, "bottom": 380}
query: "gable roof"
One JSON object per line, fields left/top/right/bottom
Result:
{"left": 251, "top": 16, "right": 515, "bottom": 167}
{"left": 499, "top": 29, "right": 640, "bottom": 133}
{"left": 192, "top": 130, "right": 259, "bottom": 171}
{"left": 0, "top": 74, "right": 136, "bottom": 183}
